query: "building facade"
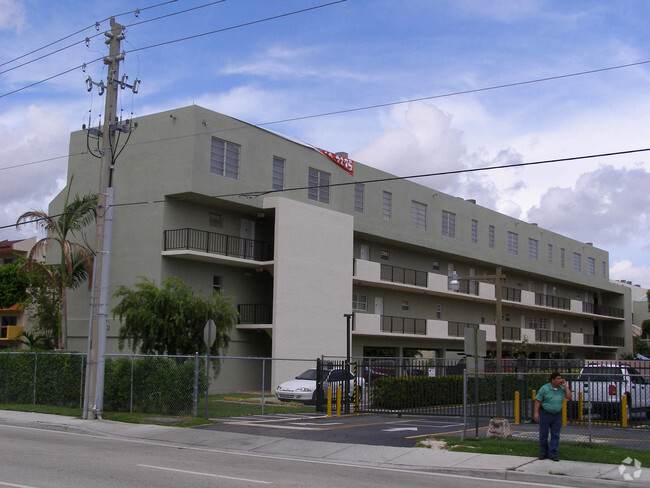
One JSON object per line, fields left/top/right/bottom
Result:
{"left": 52, "top": 105, "right": 631, "bottom": 385}
{"left": 0, "top": 236, "right": 38, "bottom": 346}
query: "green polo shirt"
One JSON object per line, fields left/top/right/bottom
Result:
{"left": 536, "top": 382, "right": 566, "bottom": 414}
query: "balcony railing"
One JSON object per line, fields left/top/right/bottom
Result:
{"left": 593, "top": 336, "right": 625, "bottom": 347}
{"left": 503, "top": 326, "right": 521, "bottom": 341}
{"left": 381, "top": 315, "right": 426, "bottom": 335}
{"left": 164, "top": 228, "right": 273, "bottom": 261}
{"left": 582, "top": 302, "right": 624, "bottom": 318}
{"left": 380, "top": 264, "right": 427, "bottom": 287}
{"left": 535, "top": 330, "right": 570, "bottom": 344}
{"left": 535, "top": 293, "right": 570, "bottom": 310}
{"left": 503, "top": 287, "right": 521, "bottom": 302}
{"left": 448, "top": 321, "right": 479, "bottom": 337}
{"left": 448, "top": 279, "right": 480, "bottom": 296}
{"left": 237, "top": 304, "right": 272, "bottom": 325}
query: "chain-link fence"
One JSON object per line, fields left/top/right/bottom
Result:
{"left": 0, "top": 352, "right": 318, "bottom": 418}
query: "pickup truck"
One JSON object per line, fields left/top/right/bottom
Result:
{"left": 568, "top": 364, "right": 650, "bottom": 422}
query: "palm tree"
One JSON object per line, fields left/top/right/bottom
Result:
{"left": 16, "top": 180, "right": 97, "bottom": 350}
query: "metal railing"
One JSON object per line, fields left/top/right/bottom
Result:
{"left": 535, "top": 330, "right": 570, "bottom": 344}
{"left": 582, "top": 302, "right": 624, "bottom": 318}
{"left": 503, "top": 326, "right": 521, "bottom": 341}
{"left": 535, "top": 293, "right": 570, "bottom": 310}
{"left": 448, "top": 321, "right": 478, "bottom": 337}
{"left": 380, "top": 315, "right": 426, "bottom": 335}
{"left": 163, "top": 228, "right": 273, "bottom": 261}
{"left": 503, "top": 287, "right": 521, "bottom": 302}
{"left": 380, "top": 264, "right": 427, "bottom": 287}
{"left": 237, "top": 304, "right": 272, "bottom": 324}
{"left": 448, "top": 278, "right": 480, "bottom": 296}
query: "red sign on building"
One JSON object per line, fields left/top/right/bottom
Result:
{"left": 315, "top": 147, "right": 354, "bottom": 175}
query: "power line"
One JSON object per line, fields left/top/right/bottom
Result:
{"left": 0, "top": 1, "right": 229, "bottom": 77}
{"left": 0, "top": 0, "right": 180, "bottom": 69}
{"left": 5, "top": 146, "right": 650, "bottom": 232}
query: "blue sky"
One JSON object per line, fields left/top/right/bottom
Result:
{"left": 1, "top": 0, "right": 650, "bottom": 287}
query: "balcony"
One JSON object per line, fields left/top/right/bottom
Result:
{"left": 535, "top": 330, "right": 570, "bottom": 344}
{"left": 237, "top": 304, "right": 272, "bottom": 325}
{"left": 381, "top": 315, "right": 427, "bottom": 335}
{"left": 593, "top": 335, "right": 625, "bottom": 347}
{"left": 535, "top": 293, "right": 570, "bottom": 310}
{"left": 164, "top": 228, "right": 273, "bottom": 262}
{"left": 503, "top": 287, "right": 522, "bottom": 302}
{"left": 582, "top": 302, "right": 624, "bottom": 318}
{"left": 380, "top": 264, "right": 427, "bottom": 287}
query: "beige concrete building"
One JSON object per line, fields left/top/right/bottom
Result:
{"left": 51, "top": 105, "right": 631, "bottom": 385}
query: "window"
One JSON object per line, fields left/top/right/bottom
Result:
{"left": 587, "top": 257, "right": 595, "bottom": 276}
{"left": 272, "top": 156, "right": 285, "bottom": 190}
{"left": 210, "top": 137, "right": 240, "bottom": 179}
{"left": 382, "top": 191, "right": 392, "bottom": 220}
{"left": 436, "top": 305, "right": 442, "bottom": 319}
{"left": 354, "top": 183, "right": 364, "bottom": 213}
{"left": 2, "top": 257, "right": 17, "bottom": 265}
{"left": 352, "top": 294, "right": 367, "bottom": 311}
{"left": 209, "top": 212, "right": 223, "bottom": 228}
{"left": 432, "top": 261, "right": 440, "bottom": 270}
{"left": 380, "top": 249, "right": 390, "bottom": 261}
{"left": 1, "top": 316, "right": 17, "bottom": 326}
{"left": 213, "top": 276, "right": 222, "bottom": 292}
{"left": 471, "top": 219, "right": 478, "bottom": 244}
{"left": 528, "top": 238, "right": 538, "bottom": 261}
{"left": 547, "top": 244, "right": 553, "bottom": 264}
{"left": 401, "top": 300, "right": 410, "bottom": 311}
{"left": 411, "top": 201, "right": 427, "bottom": 230}
{"left": 602, "top": 261, "right": 607, "bottom": 279}
{"left": 573, "top": 252, "right": 581, "bottom": 272}
{"left": 527, "top": 316, "right": 548, "bottom": 329}
{"left": 507, "top": 231, "right": 518, "bottom": 255}
{"left": 308, "top": 167, "right": 330, "bottom": 203}
{"left": 488, "top": 225, "right": 495, "bottom": 249}
{"left": 560, "top": 248, "right": 565, "bottom": 268}
{"left": 442, "top": 210, "right": 455, "bottom": 237}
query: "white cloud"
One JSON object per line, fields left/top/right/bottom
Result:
{"left": 527, "top": 164, "right": 650, "bottom": 246}
{"left": 0, "top": 0, "right": 25, "bottom": 33}
{"left": 610, "top": 260, "right": 650, "bottom": 289}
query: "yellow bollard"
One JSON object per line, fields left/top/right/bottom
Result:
{"left": 336, "top": 386, "right": 342, "bottom": 416}
{"left": 622, "top": 395, "right": 628, "bottom": 428}
{"left": 578, "top": 392, "right": 583, "bottom": 422}
{"left": 327, "top": 387, "right": 332, "bottom": 417}
{"left": 562, "top": 399, "right": 567, "bottom": 426}
{"left": 514, "top": 391, "right": 520, "bottom": 424}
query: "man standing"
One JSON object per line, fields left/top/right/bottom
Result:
{"left": 534, "top": 372, "right": 572, "bottom": 461}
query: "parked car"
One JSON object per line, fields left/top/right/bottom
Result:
{"left": 275, "top": 368, "right": 364, "bottom": 404}
{"left": 364, "top": 359, "right": 425, "bottom": 380}
{"left": 568, "top": 364, "right": 650, "bottom": 421}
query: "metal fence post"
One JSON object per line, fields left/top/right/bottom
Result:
{"left": 461, "top": 368, "right": 467, "bottom": 441}
{"left": 32, "top": 352, "right": 37, "bottom": 404}
{"left": 261, "top": 358, "right": 266, "bottom": 415}
{"left": 193, "top": 352, "right": 199, "bottom": 417}
{"left": 80, "top": 354, "right": 85, "bottom": 409}
{"left": 130, "top": 355, "right": 134, "bottom": 414}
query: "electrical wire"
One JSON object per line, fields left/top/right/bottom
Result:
{"left": 0, "top": 0, "right": 346, "bottom": 99}
{"left": 0, "top": 0, "right": 180, "bottom": 69}
{"left": 4, "top": 146, "right": 650, "bottom": 232}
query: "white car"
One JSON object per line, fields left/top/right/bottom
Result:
{"left": 275, "top": 368, "right": 364, "bottom": 404}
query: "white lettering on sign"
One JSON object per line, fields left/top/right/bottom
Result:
{"left": 315, "top": 147, "right": 354, "bottom": 175}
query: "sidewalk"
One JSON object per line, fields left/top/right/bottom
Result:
{"left": 0, "top": 410, "right": 645, "bottom": 487}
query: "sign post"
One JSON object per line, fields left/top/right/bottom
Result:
{"left": 203, "top": 319, "right": 217, "bottom": 419}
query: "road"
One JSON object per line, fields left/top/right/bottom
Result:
{"left": 0, "top": 423, "right": 563, "bottom": 488}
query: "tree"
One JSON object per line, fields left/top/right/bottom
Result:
{"left": 112, "top": 276, "right": 238, "bottom": 356}
{"left": 0, "top": 260, "right": 30, "bottom": 308}
{"left": 16, "top": 180, "right": 97, "bottom": 350}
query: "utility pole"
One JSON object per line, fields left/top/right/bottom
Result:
{"left": 83, "top": 17, "right": 130, "bottom": 420}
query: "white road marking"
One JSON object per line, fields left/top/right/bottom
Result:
{"left": 138, "top": 464, "right": 272, "bottom": 484}
{"left": 382, "top": 427, "right": 418, "bottom": 432}
{"left": 0, "top": 483, "right": 41, "bottom": 488}
{"left": 228, "top": 422, "right": 319, "bottom": 430}
{"left": 291, "top": 422, "right": 342, "bottom": 426}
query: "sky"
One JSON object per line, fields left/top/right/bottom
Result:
{"left": 0, "top": 0, "right": 649, "bottom": 287}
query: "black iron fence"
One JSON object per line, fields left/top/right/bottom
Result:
{"left": 164, "top": 228, "right": 273, "bottom": 261}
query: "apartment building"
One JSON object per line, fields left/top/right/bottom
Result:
{"left": 52, "top": 105, "right": 631, "bottom": 385}
{"left": 0, "top": 236, "right": 38, "bottom": 346}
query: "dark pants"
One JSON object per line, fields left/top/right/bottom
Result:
{"left": 539, "top": 408, "right": 562, "bottom": 457}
